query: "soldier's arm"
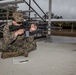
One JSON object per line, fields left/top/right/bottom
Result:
{"left": 3, "top": 22, "right": 17, "bottom": 45}
{"left": 12, "top": 20, "right": 22, "bottom": 26}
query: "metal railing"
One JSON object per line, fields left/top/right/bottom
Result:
{"left": 23, "top": 0, "right": 46, "bottom": 22}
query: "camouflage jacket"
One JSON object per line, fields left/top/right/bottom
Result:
{"left": 3, "top": 21, "right": 17, "bottom": 45}
{"left": 3, "top": 21, "right": 34, "bottom": 46}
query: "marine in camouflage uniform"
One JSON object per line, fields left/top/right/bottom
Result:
{"left": 0, "top": 12, "right": 37, "bottom": 58}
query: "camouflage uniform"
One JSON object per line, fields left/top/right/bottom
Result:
{"left": 0, "top": 12, "right": 37, "bottom": 58}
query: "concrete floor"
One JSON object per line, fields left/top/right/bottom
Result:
{"left": 0, "top": 39, "right": 76, "bottom": 75}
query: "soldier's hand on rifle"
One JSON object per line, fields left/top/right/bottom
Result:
{"left": 15, "top": 29, "right": 25, "bottom": 36}
{"left": 12, "top": 20, "right": 22, "bottom": 26}
{"left": 30, "top": 24, "right": 37, "bottom": 32}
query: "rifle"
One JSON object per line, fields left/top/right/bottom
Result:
{"left": 9, "top": 22, "right": 43, "bottom": 37}
{"left": 9, "top": 21, "right": 28, "bottom": 32}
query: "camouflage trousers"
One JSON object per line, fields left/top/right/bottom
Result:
{"left": 0, "top": 37, "right": 37, "bottom": 58}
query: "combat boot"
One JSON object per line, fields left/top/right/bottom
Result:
{"left": 1, "top": 51, "right": 20, "bottom": 59}
{"left": 23, "top": 50, "right": 28, "bottom": 57}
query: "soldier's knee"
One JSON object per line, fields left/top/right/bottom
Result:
{"left": 26, "top": 41, "right": 37, "bottom": 52}
{"left": 26, "top": 36, "right": 34, "bottom": 43}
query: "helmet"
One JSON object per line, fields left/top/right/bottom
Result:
{"left": 12, "top": 12, "right": 24, "bottom": 22}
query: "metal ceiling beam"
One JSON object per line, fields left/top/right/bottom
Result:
{"left": 0, "top": 0, "right": 24, "bottom": 6}
{"left": 50, "top": 19, "right": 76, "bottom": 22}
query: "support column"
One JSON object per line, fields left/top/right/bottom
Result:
{"left": 6, "top": 6, "right": 9, "bottom": 24}
{"left": 47, "top": 0, "right": 52, "bottom": 42}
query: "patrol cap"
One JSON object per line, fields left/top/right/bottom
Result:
{"left": 12, "top": 12, "right": 24, "bottom": 22}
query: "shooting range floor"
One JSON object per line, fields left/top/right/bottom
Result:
{"left": 0, "top": 36, "right": 76, "bottom": 75}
